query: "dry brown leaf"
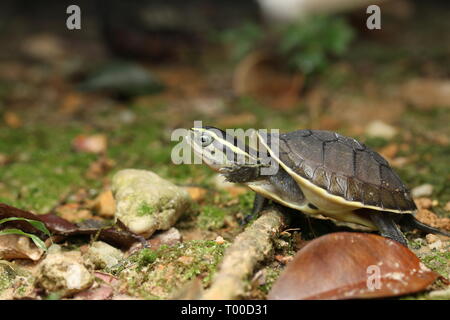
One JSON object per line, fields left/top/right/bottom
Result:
{"left": 60, "top": 93, "right": 83, "bottom": 114}
{"left": 55, "top": 203, "right": 94, "bottom": 222}
{"left": 85, "top": 156, "right": 115, "bottom": 179}
{"left": 184, "top": 186, "right": 207, "bottom": 203}
{"left": 268, "top": 232, "right": 439, "bottom": 300}
{"left": 414, "top": 198, "right": 433, "bottom": 210}
{"left": 379, "top": 143, "right": 399, "bottom": 161}
{"left": 3, "top": 112, "right": 22, "bottom": 128}
{"left": 91, "top": 190, "right": 116, "bottom": 217}
{"left": 0, "top": 153, "right": 8, "bottom": 166}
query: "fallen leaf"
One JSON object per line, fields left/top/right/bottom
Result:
{"left": 0, "top": 153, "right": 9, "bottom": 166}
{"left": 85, "top": 156, "right": 115, "bottom": 179}
{"left": 72, "top": 134, "right": 108, "bottom": 154}
{"left": 0, "top": 203, "right": 145, "bottom": 249}
{"left": 55, "top": 203, "right": 94, "bottom": 222}
{"left": 60, "top": 93, "right": 83, "bottom": 114}
{"left": 268, "top": 232, "right": 440, "bottom": 300}
{"left": 379, "top": 143, "right": 399, "bottom": 160}
{"left": 91, "top": 190, "right": 116, "bottom": 218}
{"left": 3, "top": 112, "right": 22, "bottom": 128}
{"left": 185, "top": 186, "right": 207, "bottom": 203}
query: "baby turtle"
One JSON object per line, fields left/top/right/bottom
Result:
{"left": 187, "top": 127, "right": 450, "bottom": 245}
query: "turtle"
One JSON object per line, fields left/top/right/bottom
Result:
{"left": 186, "top": 126, "right": 450, "bottom": 246}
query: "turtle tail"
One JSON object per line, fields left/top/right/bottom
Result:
{"left": 401, "top": 214, "right": 450, "bottom": 238}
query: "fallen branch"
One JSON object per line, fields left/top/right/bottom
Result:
{"left": 201, "top": 206, "right": 289, "bottom": 300}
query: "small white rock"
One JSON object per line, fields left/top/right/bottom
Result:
{"left": 411, "top": 184, "right": 434, "bottom": 198}
{"left": 37, "top": 251, "right": 93, "bottom": 297}
{"left": 425, "top": 234, "right": 439, "bottom": 244}
{"left": 428, "top": 240, "right": 443, "bottom": 251}
{"left": 112, "top": 169, "right": 190, "bottom": 238}
{"left": 365, "top": 120, "right": 397, "bottom": 139}
{"left": 85, "top": 241, "right": 124, "bottom": 269}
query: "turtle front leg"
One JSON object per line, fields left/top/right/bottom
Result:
{"left": 219, "top": 164, "right": 263, "bottom": 183}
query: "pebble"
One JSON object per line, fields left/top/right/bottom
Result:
{"left": 365, "top": 120, "right": 397, "bottom": 139}
{"left": 411, "top": 184, "right": 434, "bottom": 198}
{"left": 37, "top": 251, "right": 94, "bottom": 297}
{"left": 215, "top": 236, "right": 225, "bottom": 245}
{"left": 425, "top": 234, "right": 439, "bottom": 244}
{"left": 72, "top": 134, "right": 108, "bottom": 154}
{"left": 112, "top": 169, "right": 190, "bottom": 238}
{"left": 428, "top": 240, "right": 443, "bottom": 251}
{"left": 85, "top": 241, "right": 124, "bottom": 270}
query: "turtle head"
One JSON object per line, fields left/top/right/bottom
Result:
{"left": 187, "top": 126, "right": 257, "bottom": 171}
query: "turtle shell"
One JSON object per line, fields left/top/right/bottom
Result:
{"left": 262, "top": 130, "right": 416, "bottom": 213}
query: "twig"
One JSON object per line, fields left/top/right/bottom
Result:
{"left": 201, "top": 206, "right": 288, "bottom": 300}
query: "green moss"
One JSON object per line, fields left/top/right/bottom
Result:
{"left": 238, "top": 192, "right": 255, "bottom": 213}
{"left": 136, "top": 248, "right": 158, "bottom": 267}
{"left": 197, "top": 205, "right": 228, "bottom": 230}
{"left": 363, "top": 136, "right": 389, "bottom": 149}
{"left": 258, "top": 267, "right": 282, "bottom": 295}
{"left": 0, "top": 263, "right": 15, "bottom": 292}
{"left": 118, "top": 240, "right": 228, "bottom": 299}
{"left": 0, "top": 125, "right": 99, "bottom": 212}
{"left": 137, "top": 202, "right": 156, "bottom": 216}
{"left": 420, "top": 251, "right": 450, "bottom": 278}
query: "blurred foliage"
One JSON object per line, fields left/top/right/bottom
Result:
{"left": 278, "top": 15, "right": 354, "bottom": 75}
{"left": 218, "top": 22, "right": 265, "bottom": 62}
{"left": 219, "top": 15, "right": 354, "bottom": 76}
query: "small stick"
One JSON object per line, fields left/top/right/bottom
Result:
{"left": 201, "top": 206, "right": 288, "bottom": 300}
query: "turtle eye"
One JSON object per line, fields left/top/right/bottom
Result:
{"left": 200, "top": 134, "right": 213, "bottom": 147}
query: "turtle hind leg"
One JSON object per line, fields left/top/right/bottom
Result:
{"left": 400, "top": 214, "right": 450, "bottom": 237}
{"left": 370, "top": 212, "right": 408, "bottom": 246}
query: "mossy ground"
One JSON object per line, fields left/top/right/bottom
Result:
{"left": 113, "top": 240, "right": 229, "bottom": 299}
{"left": 0, "top": 2, "right": 449, "bottom": 299}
